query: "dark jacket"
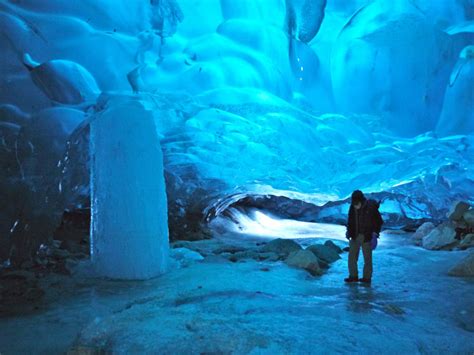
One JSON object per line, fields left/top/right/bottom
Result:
{"left": 346, "top": 199, "right": 383, "bottom": 242}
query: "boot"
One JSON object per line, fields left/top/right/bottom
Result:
{"left": 344, "top": 276, "right": 359, "bottom": 283}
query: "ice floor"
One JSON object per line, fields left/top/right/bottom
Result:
{"left": 1, "top": 229, "right": 473, "bottom": 354}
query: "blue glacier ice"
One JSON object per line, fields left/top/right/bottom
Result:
{"left": 436, "top": 45, "right": 474, "bottom": 136}
{"left": 90, "top": 95, "right": 169, "bottom": 279}
{"left": 1, "top": 1, "right": 474, "bottom": 353}
{"left": 0, "top": 0, "right": 473, "bottom": 274}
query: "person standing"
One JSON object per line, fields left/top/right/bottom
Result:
{"left": 344, "top": 190, "right": 383, "bottom": 285}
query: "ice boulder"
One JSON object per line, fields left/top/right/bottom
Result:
{"left": 422, "top": 222, "right": 457, "bottom": 250}
{"left": 324, "top": 240, "right": 343, "bottom": 254}
{"left": 261, "top": 238, "right": 302, "bottom": 257}
{"left": 460, "top": 234, "right": 474, "bottom": 250}
{"left": 413, "top": 222, "right": 436, "bottom": 245}
{"left": 285, "top": 249, "right": 322, "bottom": 276}
{"left": 90, "top": 95, "right": 169, "bottom": 279}
{"left": 306, "top": 243, "right": 341, "bottom": 263}
{"left": 23, "top": 54, "right": 100, "bottom": 105}
{"left": 464, "top": 210, "right": 474, "bottom": 227}
{"left": 447, "top": 201, "right": 471, "bottom": 221}
{"left": 448, "top": 251, "right": 474, "bottom": 277}
{"left": 171, "top": 247, "right": 204, "bottom": 267}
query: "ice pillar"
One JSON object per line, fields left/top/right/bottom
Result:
{"left": 90, "top": 97, "right": 169, "bottom": 279}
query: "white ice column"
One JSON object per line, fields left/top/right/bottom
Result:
{"left": 90, "top": 97, "right": 169, "bottom": 279}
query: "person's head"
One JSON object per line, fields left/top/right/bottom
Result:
{"left": 351, "top": 190, "right": 366, "bottom": 210}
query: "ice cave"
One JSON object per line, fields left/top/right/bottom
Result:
{"left": 0, "top": 0, "right": 474, "bottom": 353}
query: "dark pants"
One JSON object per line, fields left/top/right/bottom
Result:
{"left": 349, "top": 234, "right": 373, "bottom": 279}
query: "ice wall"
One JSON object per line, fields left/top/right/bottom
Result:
{"left": 0, "top": 0, "right": 474, "bottom": 265}
{"left": 90, "top": 95, "right": 169, "bottom": 279}
{"left": 436, "top": 45, "right": 474, "bottom": 136}
{"left": 331, "top": 1, "right": 457, "bottom": 136}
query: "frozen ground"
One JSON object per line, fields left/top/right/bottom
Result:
{"left": 0, "top": 227, "right": 473, "bottom": 354}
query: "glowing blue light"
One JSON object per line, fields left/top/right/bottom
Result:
{"left": 227, "top": 209, "right": 347, "bottom": 241}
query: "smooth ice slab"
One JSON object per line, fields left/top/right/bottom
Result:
{"left": 90, "top": 96, "right": 169, "bottom": 279}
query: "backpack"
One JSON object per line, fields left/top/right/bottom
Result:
{"left": 370, "top": 200, "right": 383, "bottom": 250}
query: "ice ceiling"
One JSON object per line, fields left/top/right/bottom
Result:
{"left": 0, "top": 0, "right": 474, "bottom": 263}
